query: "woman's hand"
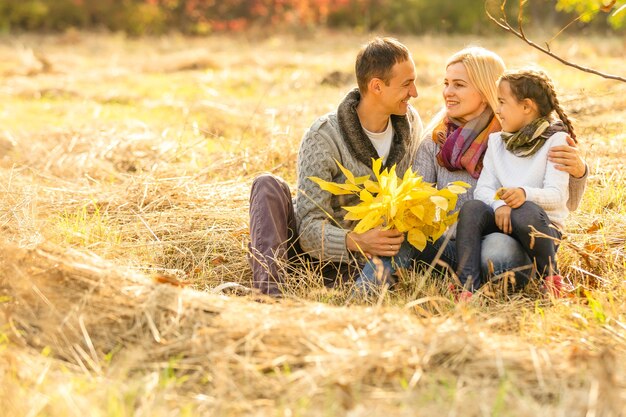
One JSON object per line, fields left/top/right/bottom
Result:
{"left": 495, "top": 206, "right": 512, "bottom": 234}
{"left": 500, "top": 187, "right": 526, "bottom": 208}
{"left": 548, "top": 135, "right": 586, "bottom": 178}
{"left": 347, "top": 228, "right": 404, "bottom": 258}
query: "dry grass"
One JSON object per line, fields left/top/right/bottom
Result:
{"left": 0, "top": 31, "right": 625, "bottom": 416}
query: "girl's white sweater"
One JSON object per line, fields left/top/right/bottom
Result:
{"left": 474, "top": 131, "right": 570, "bottom": 228}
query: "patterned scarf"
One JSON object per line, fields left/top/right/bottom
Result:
{"left": 501, "top": 117, "right": 568, "bottom": 157}
{"left": 432, "top": 108, "right": 501, "bottom": 179}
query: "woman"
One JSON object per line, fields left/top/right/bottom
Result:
{"left": 414, "top": 47, "right": 587, "bottom": 289}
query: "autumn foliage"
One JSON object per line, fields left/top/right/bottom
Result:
{"left": 0, "top": 0, "right": 622, "bottom": 35}
{"left": 310, "top": 159, "right": 469, "bottom": 250}
{"left": 0, "top": 0, "right": 353, "bottom": 34}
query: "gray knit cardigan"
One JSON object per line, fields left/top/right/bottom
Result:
{"left": 295, "top": 89, "right": 423, "bottom": 262}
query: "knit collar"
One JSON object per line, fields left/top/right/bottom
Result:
{"left": 501, "top": 117, "right": 567, "bottom": 157}
{"left": 336, "top": 88, "right": 412, "bottom": 169}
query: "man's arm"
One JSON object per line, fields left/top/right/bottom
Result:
{"left": 295, "top": 126, "right": 405, "bottom": 262}
{"left": 295, "top": 127, "right": 353, "bottom": 262}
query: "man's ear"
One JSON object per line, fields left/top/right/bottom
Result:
{"left": 368, "top": 78, "right": 383, "bottom": 95}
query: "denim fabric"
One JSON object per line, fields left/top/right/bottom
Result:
{"left": 415, "top": 235, "right": 458, "bottom": 269}
{"left": 354, "top": 239, "right": 417, "bottom": 294}
{"left": 509, "top": 201, "right": 562, "bottom": 276}
{"left": 354, "top": 234, "right": 458, "bottom": 294}
{"left": 354, "top": 229, "right": 537, "bottom": 295}
{"left": 456, "top": 200, "right": 561, "bottom": 291}
{"left": 424, "top": 233, "right": 532, "bottom": 282}
{"left": 455, "top": 200, "right": 501, "bottom": 290}
{"left": 481, "top": 232, "right": 532, "bottom": 288}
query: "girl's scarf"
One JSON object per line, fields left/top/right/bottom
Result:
{"left": 501, "top": 117, "right": 568, "bottom": 157}
{"left": 432, "top": 108, "right": 501, "bottom": 179}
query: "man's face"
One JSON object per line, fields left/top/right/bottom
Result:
{"left": 378, "top": 59, "right": 418, "bottom": 116}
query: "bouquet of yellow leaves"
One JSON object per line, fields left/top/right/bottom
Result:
{"left": 309, "top": 158, "right": 470, "bottom": 251}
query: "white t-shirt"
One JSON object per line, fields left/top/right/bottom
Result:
{"left": 363, "top": 119, "right": 393, "bottom": 165}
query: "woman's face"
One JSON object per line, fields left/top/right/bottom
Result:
{"left": 443, "top": 62, "right": 487, "bottom": 124}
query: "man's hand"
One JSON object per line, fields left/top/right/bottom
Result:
{"left": 499, "top": 187, "right": 526, "bottom": 208}
{"left": 495, "top": 206, "right": 512, "bottom": 234}
{"left": 548, "top": 135, "right": 586, "bottom": 179}
{"left": 347, "top": 228, "right": 404, "bottom": 258}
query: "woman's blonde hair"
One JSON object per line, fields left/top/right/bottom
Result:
{"left": 425, "top": 47, "right": 506, "bottom": 135}
{"left": 446, "top": 46, "right": 505, "bottom": 117}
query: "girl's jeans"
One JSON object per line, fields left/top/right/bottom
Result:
{"left": 456, "top": 200, "right": 561, "bottom": 291}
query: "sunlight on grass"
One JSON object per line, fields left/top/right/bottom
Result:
{"left": 0, "top": 32, "right": 625, "bottom": 417}
{"left": 52, "top": 202, "right": 122, "bottom": 248}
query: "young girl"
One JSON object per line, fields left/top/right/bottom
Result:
{"left": 455, "top": 68, "right": 576, "bottom": 297}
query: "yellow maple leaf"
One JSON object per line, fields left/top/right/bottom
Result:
{"left": 359, "top": 188, "right": 374, "bottom": 203}
{"left": 309, "top": 176, "right": 359, "bottom": 195}
{"left": 408, "top": 228, "right": 427, "bottom": 251}
{"left": 354, "top": 209, "right": 385, "bottom": 233}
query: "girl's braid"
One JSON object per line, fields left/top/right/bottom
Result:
{"left": 529, "top": 70, "right": 577, "bottom": 142}
{"left": 501, "top": 69, "right": 577, "bottom": 141}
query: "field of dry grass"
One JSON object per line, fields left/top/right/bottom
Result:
{"left": 0, "top": 31, "right": 625, "bottom": 416}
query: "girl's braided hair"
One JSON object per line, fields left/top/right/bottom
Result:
{"left": 500, "top": 68, "right": 576, "bottom": 141}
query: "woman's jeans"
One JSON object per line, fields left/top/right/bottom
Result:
{"left": 456, "top": 200, "right": 561, "bottom": 291}
{"left": 354, "top": 229, "right": 532, "bottom": 294}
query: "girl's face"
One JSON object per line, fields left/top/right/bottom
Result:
{"left": 443, "top": 62, "right": 487, "bottom": 124}
{"left": 496, "top": 80, "right": 529, "bottom": 133}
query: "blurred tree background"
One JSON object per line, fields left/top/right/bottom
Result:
{"left": 0, "top": 0, "right": 623, "bottom": 35}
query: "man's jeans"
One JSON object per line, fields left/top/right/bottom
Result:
{"left": 354, "top": 239, "right": 420, "bottom": 294}
{"left": 355, "top": 230, "right": 532, "bottom": 294}
{"left": 456, "top": 200, "right": 561, "bottom": 291}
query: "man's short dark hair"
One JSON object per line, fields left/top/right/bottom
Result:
{"left": 355, "top": 37, "right": 410, "bottom": 93}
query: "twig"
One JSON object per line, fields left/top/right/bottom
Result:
{"left": 485, "top": 0, "right": 626, "bottom": 83}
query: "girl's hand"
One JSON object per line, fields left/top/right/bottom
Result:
{"left": 500, "top": 187, "right": 526, "bottom": 208}
{"left": 548, "top": 135, "right": 586, "bottom": 178}
{"left": 495, "top": 206, "right": 512, "bottom": 234}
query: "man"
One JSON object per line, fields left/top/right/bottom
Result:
{"left": 248, "top": 37, "right": 423, "bottom": 296}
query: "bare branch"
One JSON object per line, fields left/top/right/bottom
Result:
{"left": 485, "top": 1, "right": 626, "bottom": 83}
{"left": 517, "top": 0, "right": 525, "bottom": 38}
